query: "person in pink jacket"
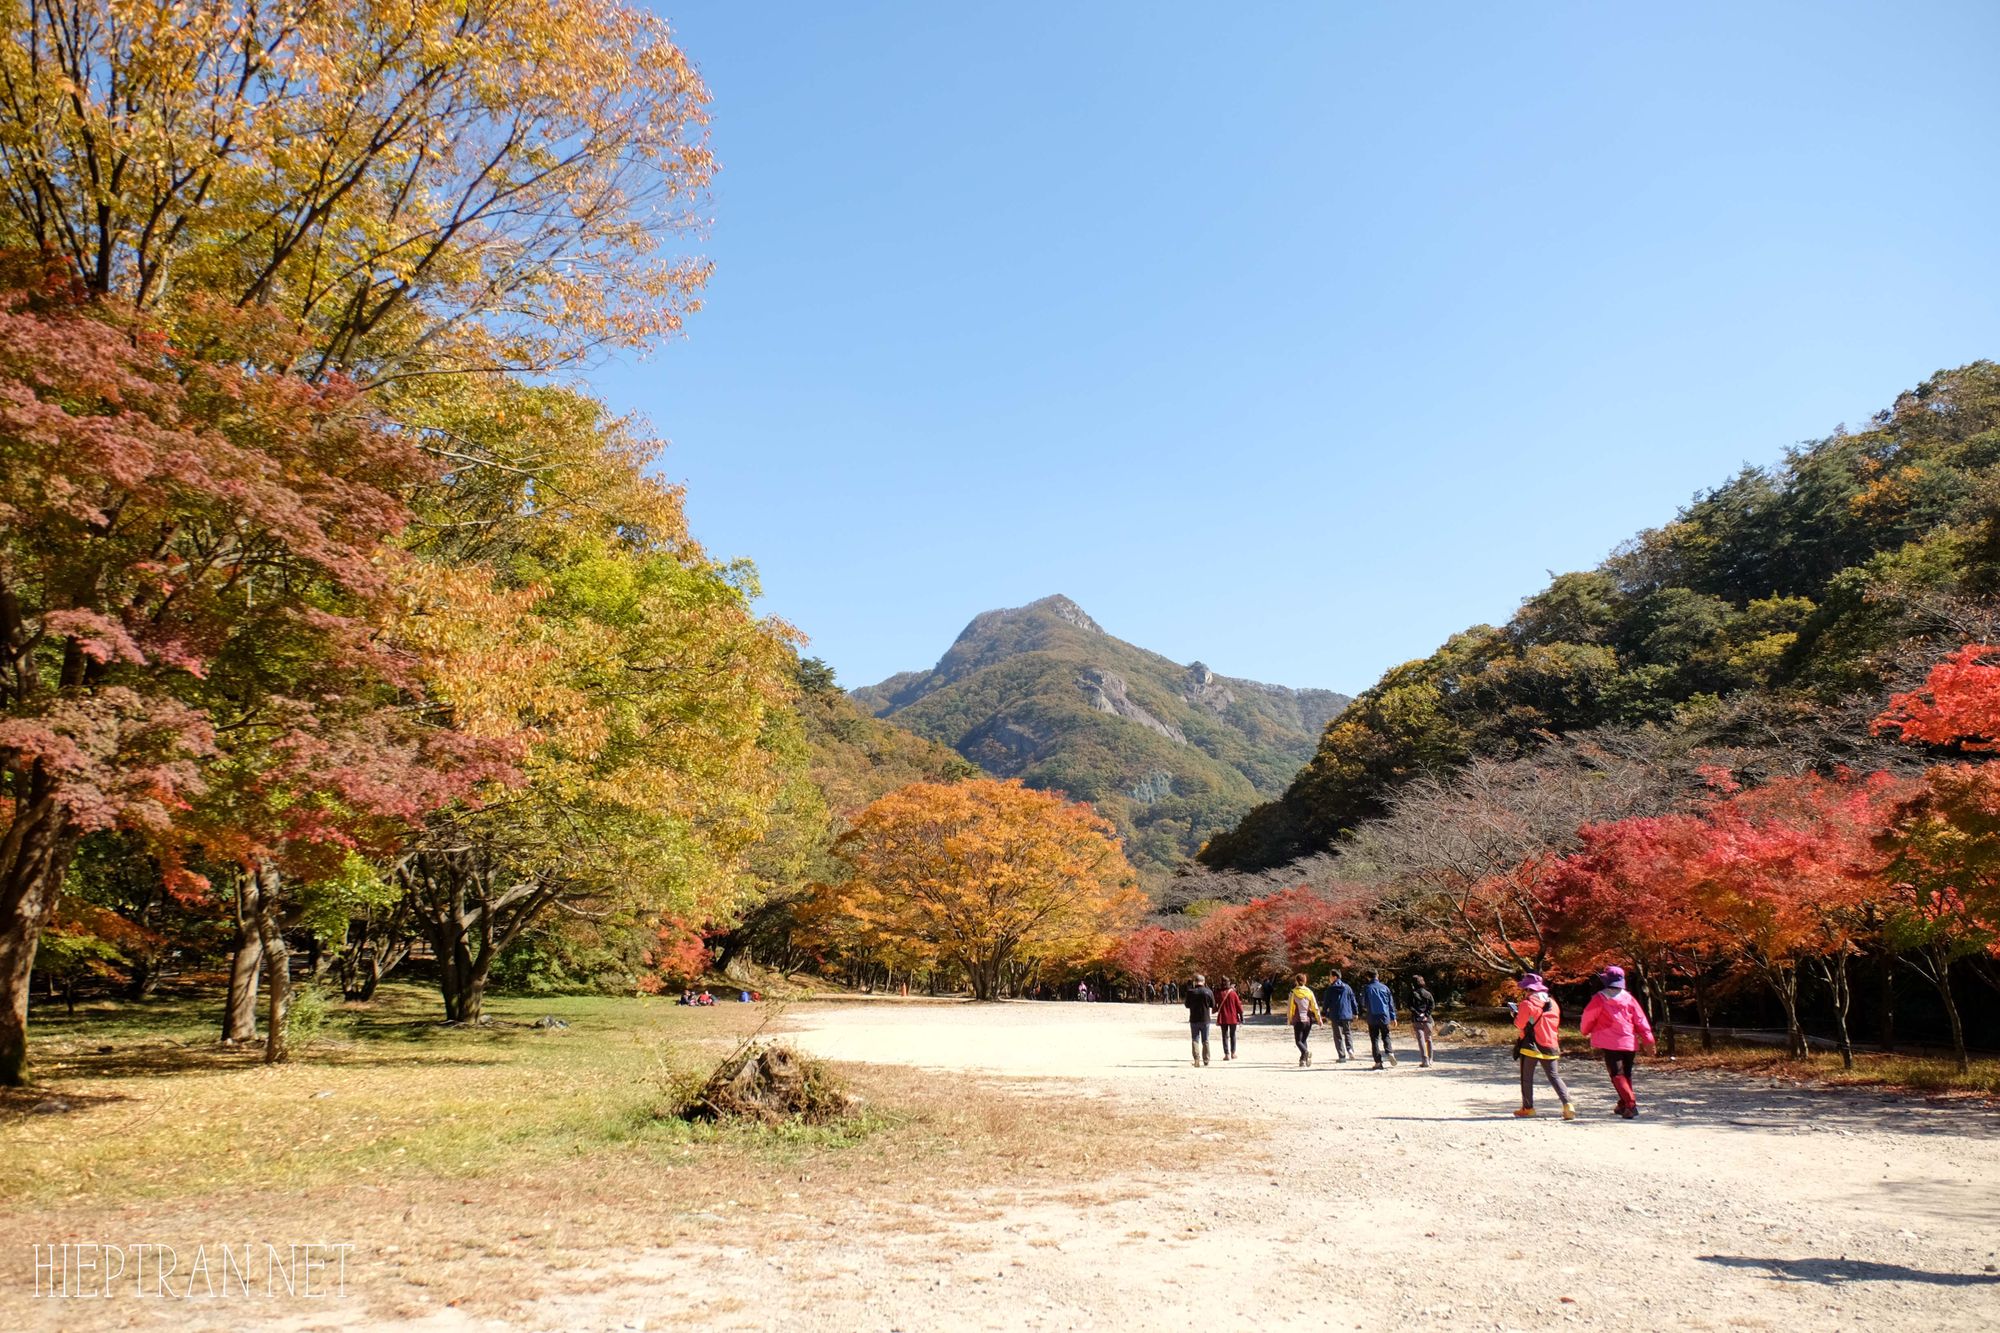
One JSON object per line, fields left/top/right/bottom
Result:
{"left": 1578, "top": 965, "right": 1656, "bottom": 1118}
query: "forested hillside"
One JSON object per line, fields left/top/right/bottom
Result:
{"left": 1202, "top": 361, "right": 2000, "bottom": 870}
{"left": 856, "top": 596, "right": 1349, "bottom": 880}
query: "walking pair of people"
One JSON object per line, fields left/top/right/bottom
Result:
{"left": 1319, "top": 970, "right": 1400, "bottom": 1068}
{"left": 1513, "top": 966, "right": 1656, "bottom": 1119}
{"left": 1182, "top": 975, "right": 1245, "bottom": 1065}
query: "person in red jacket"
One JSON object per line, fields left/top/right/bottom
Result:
{"left": 1578, "top": 965, "right": 1656, "bottom": 1118}
{"left": 1513, "top": 973, "right": 1574, "bottom": 1120}
{"left": 1216, "top": 978, "right": 1245, "bottom": 1060}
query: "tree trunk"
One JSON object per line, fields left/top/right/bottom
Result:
{"left": 1927, "top": 943, "right": 1970, "bottom": 1075}
{"left": 1767, "top": 964, "right": 1806, "bottom": 1058}
{"left": 1878, "top": 961, "right": 1896, "bottom": 1053}
{"left": 254, "top": 864, "right": 291, "bottom": 1065}
{"left": 1819, "top": 953, "right": 1855, "bottom": 1071}
{"left": 222, "top": 875, "right": 265, "bottom": 1044}
{"left": 1692, "top": 972, "right": 1714, "bottom": 1053}
{"left": 0, "top": 789, "right": 77, "bottom": 1087}
{"left": 1634, "top": 960, "right": 1675, "bottom": 1057}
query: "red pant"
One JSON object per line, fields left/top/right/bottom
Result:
{"left": 1603, "top": 1049, "right": 1638, "bottom": 1110}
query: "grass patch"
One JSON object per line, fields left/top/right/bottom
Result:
{"left": 1646, "top": 1040, "right": 2000, "bottom": 1098}
{"left": 0, "top": 986, "right": 1212, "bottom": 1327}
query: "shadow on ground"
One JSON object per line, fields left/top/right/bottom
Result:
{"left": 1699, "top": 1254, "right": 2000, "bottom": 1286}
{"left": 1363, "top": 1040, "right": 2000, "bottom": 1140}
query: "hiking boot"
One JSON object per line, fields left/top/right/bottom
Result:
{"left": 1561, "top": 1102, "right": 1577, "bottom": 1121}
{"left": 1388, "top": 1053, "right": 1398, "bottom": 1067}
{"left": 1192, "top": 1059, "right": 1201, "bottom": 1067}
{"left": 1513, "top": 1107, "right": 1537, "bottom": 1117}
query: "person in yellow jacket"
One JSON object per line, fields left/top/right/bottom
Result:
{"left": 1287, "top": 973, "right": 1323, "bottom": 1067}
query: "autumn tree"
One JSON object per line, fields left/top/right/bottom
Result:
{"left": 0, "top": 0, "right": 713, "bottom": 379}
{"left": 0, "top": 268, "right": 459, "bottom": 1083}
{"left": 823, "top": 780, "right": 1144, "bottom": 1000}
{"left": 1677, "top": 773, "right": 1894, "bottom": 1061}
{"left": 389, "top": 386, "right": 800, "bottom": 1024}
{"left": 1347, "top": 738, "right": 1677, "bottom": 976}
{"left": 1873, "top": 644, "right": 2000, "bottom": 1069}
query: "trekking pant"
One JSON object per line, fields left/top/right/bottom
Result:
{"left": 1603, "top": 1048, "right": 1637, "bottom": 1110}
{"left": 1330, "top": 1019, "right": 1354, "bottom": 1059}
{"left": 1519, "top": 1056, "right": 1571, "bottom": 1108}
{"left": 1190, "top": 1020, "right": 1210, "bottom": 1064}
{"left": 1220, "top": 1023, "right": 1238, "bottom": 1057}
{"left": 1292, "top": 1021, "right": 1313, "bottom": 1060}
{"left": 1413, "top": 1019, "right": 1434, "bottom": 1064}
{"left": 1368, "top": 1020, "right": 1394, "bottom": 1064}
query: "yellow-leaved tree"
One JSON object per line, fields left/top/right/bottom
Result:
{"left": 819, "top": 780, "right": 1144, "bottom": 1000}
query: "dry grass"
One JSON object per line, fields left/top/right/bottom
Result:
{"left": 0, "top": 985, "right": 1210, "bottom": 1328}
{"left": 1642, "top": 1040, "right": 2000, "bottom": 1099}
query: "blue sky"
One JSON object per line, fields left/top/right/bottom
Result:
{"left": 596, "top": 1, "right": 2000, "bottom": 696}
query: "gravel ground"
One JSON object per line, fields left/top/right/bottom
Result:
{"left": 44, "top": 1000, "right": 1992, "bottom": 1333}
{"left": 602, "top": 1000, "right": 2000, "bottom": 1332}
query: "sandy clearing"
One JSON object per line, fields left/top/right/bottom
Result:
{"left": 23, "top": 1001, "right": 1999, "bottom": 1333}
{"left": 656, "top": 1000, "right": 2000, "bottom": 1332}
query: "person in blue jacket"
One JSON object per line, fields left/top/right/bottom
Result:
{"left": 1321, "top": 971, "right": 1359, "bottom": 1062}
{"left": 1362, "top": 970, "right": 1399, "bottom": 1069}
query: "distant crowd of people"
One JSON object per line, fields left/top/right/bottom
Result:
{"left": 1174, "top": 965, "right": 1657, "bottom": 1119}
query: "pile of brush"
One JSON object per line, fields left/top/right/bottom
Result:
{"left": 679, "top": 1042, "right": 852, "bottom": 1125}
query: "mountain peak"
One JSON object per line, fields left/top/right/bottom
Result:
{"left": 852, "top": 599, "right": 1350, "bottom": 883}
{"left": 1022, "top": 594, "right": 1102, "bottom": 634}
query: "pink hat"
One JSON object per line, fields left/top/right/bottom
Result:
{"left": 1518, "top": 972, "right": 1548, "bottom": 993}
{"left": 1603, "top": 965, "right": 1626, "bottom": 986}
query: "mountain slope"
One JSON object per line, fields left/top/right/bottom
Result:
{"left": 1201, "top": 359, "right": 2000, "bottom": 871}
{"left": 853, "top": 596, "right": 1349, "bottom": 880}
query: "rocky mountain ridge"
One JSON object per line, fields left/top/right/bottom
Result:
{"left": 853, "top": 595, "right": 1348, "bottom": 883}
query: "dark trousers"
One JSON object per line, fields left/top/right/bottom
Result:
{"left": 1329, "top": 1019, "right": 1354, "bottom": 1059}
{"left": 1368, "top": 1020, "right": 1394, "bottom": 1064}
{"left": 1603, "top": 1048, "right": 1637, "bottom": 1108}
{"left": 1520, "top": 1056, "right": 1571, "bottom": 1107}
{"left": 1292, "top": 1021, "right": 1313, "bottom": 1059}
{"left": 1220, "top": 1023, "right": 1238, "bottom": 1057}
{"left": 1190, "top": 1020, "right": 1210, "bottom": 1063}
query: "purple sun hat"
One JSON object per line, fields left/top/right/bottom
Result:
{"left": 1518, "top": 972, "right": 1549, "bottom": 993}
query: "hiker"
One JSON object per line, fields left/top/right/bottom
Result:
{"left": 1579, "top": 965, "right": 1656, "bottom": 1118}
{"left": 1185, "top": 974, "right": 1218, "bottom": 1067}
{"left": 1362, "top": 970, "right": 1398, "bottom": 1068}
{"left": 1322, "top": 971, "right": 1359, "bottom": 1062}
{"left": 1409, "top": 974, "right": 1437, "bottom": 1067}
{"left": 1287, "top": 972, "right": 1323, "bottom": 1067}
{"left": 1217, "top": 977, "right": 1244, "bottom": 1060}
{"left": 1512, "top": 973, "right": 1574, "bottom": 1120}
{"left": 1246, "top": 978, "right": 1264, "bottom": 1018}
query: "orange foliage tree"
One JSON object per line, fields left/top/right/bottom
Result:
{"left": 1874, "top": 644, "right": 2000, "bottom": 1070}
{"left": 820, "top": 780, "right": 1143, "bottom": 1000}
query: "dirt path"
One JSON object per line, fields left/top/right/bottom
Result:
{"left": 618, "top": 1000, "right": 2000, "bottom": 1332}
{"left": 23, "top": 1002, "right": 1995, "bottom": 1332}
